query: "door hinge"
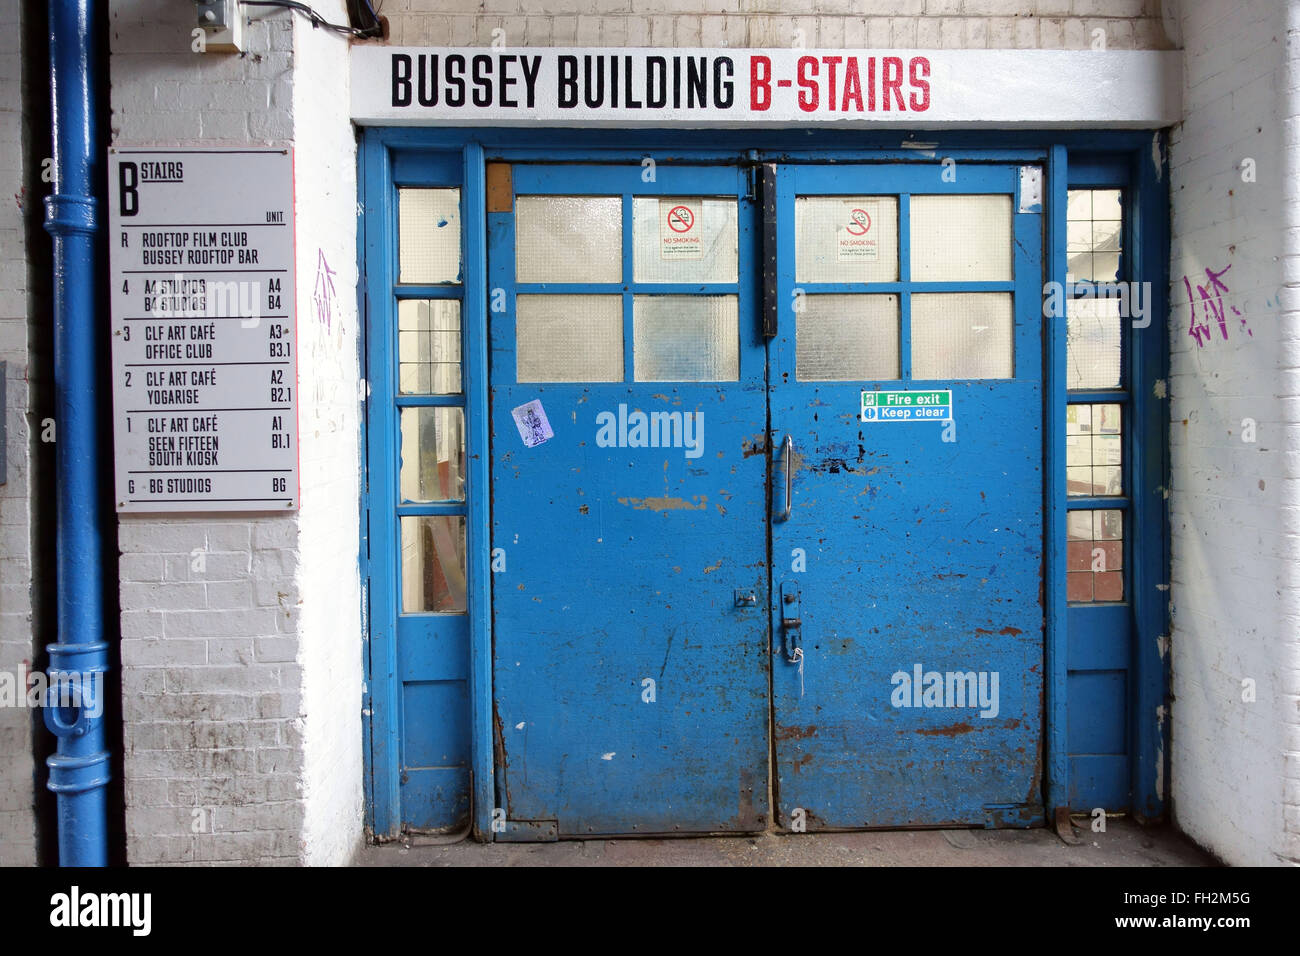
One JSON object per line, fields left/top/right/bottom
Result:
{"left": 758, "top": 162, "right": 778, "bottom": 339}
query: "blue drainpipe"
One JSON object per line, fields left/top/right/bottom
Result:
{"left": 43, "top": 0, "right": 109, "bottom": 867}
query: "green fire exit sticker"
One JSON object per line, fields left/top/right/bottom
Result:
{"left": 860, "top": 389, "right": 952, "bottom": 422}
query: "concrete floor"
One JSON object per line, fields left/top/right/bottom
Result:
{"left": 355, "top": 818, "right": 1219, "bottom": 867}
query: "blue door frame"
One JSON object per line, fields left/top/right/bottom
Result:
{"left": 359, "top": 127, "right": 1170, "bottom": 840}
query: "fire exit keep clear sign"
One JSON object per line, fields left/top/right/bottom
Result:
{"left": 860, "top": 389, "right": 952, "bottom": 422}
{"left": 108, "top": 147, "right": 298, "bottom": 513}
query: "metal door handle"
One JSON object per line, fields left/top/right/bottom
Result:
{"left": 778, "top": 434, "right": 794, "bottom": 521}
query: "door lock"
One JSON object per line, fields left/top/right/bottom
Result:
{"left": 780, "top": 582, "right": 801, "bottom": 661}
{"left": 733, "top": 589, "right": 758, "bottom": 608}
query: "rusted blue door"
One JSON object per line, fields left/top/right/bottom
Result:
{"left": 768, "top": 163, "right": 1045, "bottom": 828}
{"left": 488, "top": 164, "right": 770, "bottom": 836}
{"left": 488, "top": 160, "right": 1045, "bottom": 837}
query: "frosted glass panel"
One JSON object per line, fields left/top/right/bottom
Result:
{"left": 795, "top": 196, "right": 899, "bottom": 283}
{"left": 911, "top": 293, "right": 1014, "bottom": 379}
{"left": 633, "top": 197, "right": 738, "bottom": 283}
{"left": 1066, "top": 296, "right": 1122, "bottom": 389}
{"left": 633, "top": 295, "right": 738, "bottom": 382}
{"left": 910, "top": 195, "right": 1012, "bottom": 281}
{"left": 1067, "top": 188, "right": 1123, "bottom": 283}
{"left": 516, "top": 294, "right": 623, "bottom": 382}
{"left": 796, "top": 294, "right": 899, "bottom": 381}
{"left": 398, "top": 300, "right": 461, "bottom": 394}
{"left": 399, "top": 188, "right": 461, "bottom": 284}
{"left": 401, "top": 516, "right": 467, "bottom": 614}
{"left": 516, "top": 196, "right": 622, "bottom": 283}
{"left": 1066, "top": 403, "right": 1123, "bottom": 497}
{"left": 399, "top": 406, "right": 465, "bottom": 502}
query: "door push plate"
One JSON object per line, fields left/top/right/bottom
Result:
{"left": 780, "top": 581, "right": 801, "bottom": 659}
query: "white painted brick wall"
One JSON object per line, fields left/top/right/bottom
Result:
{"left": 1167, "top": 0, "right": 1300, "bottom": 866}
{"left": 385, "top": 0, "right": 1172, "bottom": 49}
{"left": 0, "top": 0, "right": 37, "bottom": 868}
{"left": 110, "top": 0, "right": 361, "bottom": 865}
{"left": 289, "top": 2, "right": 364, "bottom": 868}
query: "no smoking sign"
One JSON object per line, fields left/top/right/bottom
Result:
{"left": 838, "top": 200, "right": 879, "bottom": 262}
{"left": 660, "top": 198, "right": 704, "bottom": 260}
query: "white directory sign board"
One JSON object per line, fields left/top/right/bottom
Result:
{"left": 108, "top": 147, "right": 298, "bottom": 513}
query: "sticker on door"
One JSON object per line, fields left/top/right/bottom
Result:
{"left": 860, "top": 389, "right": 952, "bottom": 422}
{"left": 838, "top": 201, "right": 879, "bottom": 262}
{"left": 511, "top": 399, "right": 554, "bottom": 447}
{"left": 660, "top": 199, "right": 703, "bottom": 260}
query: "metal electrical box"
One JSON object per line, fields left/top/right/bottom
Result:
{"left": 195, "top": 0, "right": 245, "bottom": 53}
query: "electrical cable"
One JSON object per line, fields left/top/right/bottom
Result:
{"left": 239, "top": 0, "right": 382, "bottom": 39}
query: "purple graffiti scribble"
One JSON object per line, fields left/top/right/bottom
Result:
{"left": 1184, "top": 263, "right": 1249, "bottom": 348}
{"left": 312, "top": 248, "right": 338, "bottom": 332}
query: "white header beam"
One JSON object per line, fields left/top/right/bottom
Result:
{"left": 351, "top": 48, "right": 1182, "bottom": 129}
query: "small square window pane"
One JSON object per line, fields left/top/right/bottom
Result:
{"left": 400, "top": 406, "right": 465, "bottom": 502}
{"left": 1065, "top": 433, "right": 1090, "bottom": 467}
{"left": 1093, "top": 433, "right": 1122, "bottom": 466}
{"left": 1066, "top": 466, "right": 1091, "bottom": 494}
{"left": 401, "top": 516, "right": 466, "bottom": 614}
{"left": 633, "top": 197, "right": 738, "bottom": 283}
{"left": 1066, "top": 511, "right": 1094, "bottom": 540}
{"left": 399, "top": 188, "right": 461, "bottom": 284}
{"left": 1093, "top": 403, "right": 1122, "bottom": 430}
{"left": 910, "top": 195, "right": 1012, "bottom": 282}
{"left": 1066, "top": 191, "right": 1093, "bottom": 221}
{"left": 911, "top": 293, "right": 1013, "bottom": 379}
{"left": 1089, "top": 252, "right": 1121, "bottom": 283}
{"left": 795, "top": 196, "right": 899, "bottom": 283}
{"left": 1094, "top": 509, "right": 1122, "bottom": 540}
{"left": 516, "top": 294, "right": 623, "bottom": 383}
{"left": 1092, "top": 220, "right": 1122, "bottom": 252}
{"left": 398, "top": 300, "right": 462, "bottom": 394}
{"left": 1093, "top": 466, "right": 1122, "bottom": 494}
{"left": 1069, "top": 249, "right": 1121, "bottom": 283}
{"left": 633, "top": 295, "right": 738, "bottom": 382}
{"left": 1066, "top": 220, "right": 1093, "bottom": 252}
{"left": 516, "top": 196, "right": 622, "bottom": 283}
{"left": 796, "top": 294, "right": 899, "bottom": 381}
{"left": 1066, "top": 297, "right": 1122, "bottom": 389}
{"left": 1092, "top": 190, "right": 1122, "bottom": 220}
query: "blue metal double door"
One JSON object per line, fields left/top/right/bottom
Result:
{"left": 489, "top": 160, "right": 1045, "bottom": 837}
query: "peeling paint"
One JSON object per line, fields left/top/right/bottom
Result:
{"left": 616, "top": 495, "right": 707, "bottom": 511}
{"left": 916, "top": 722, "right": 976, "bottom": 737}
{"left": 774, "top": 724, "right": 817, "bottom": 741}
